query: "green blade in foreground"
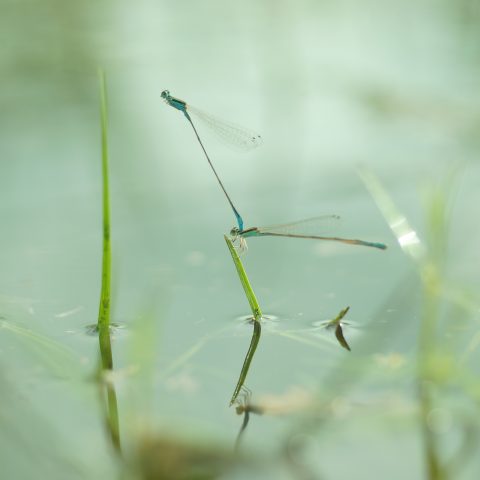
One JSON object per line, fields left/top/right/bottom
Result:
{"left": 224, "top": 235, "right": 263, "bottom": 406}
{"left": 97, "top": 69, "right": 112, "bottom": 355}
{"left": 96, "top": 69, "right": 120, "bottom": 452}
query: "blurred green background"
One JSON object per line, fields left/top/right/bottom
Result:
{"left": 1, "top": 1, "right": 479, "bottom": 479}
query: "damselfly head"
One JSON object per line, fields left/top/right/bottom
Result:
{"left": 230, "top": 227, "right": 240, "bottom": 237}
{"left": 161, "top": 90, "right": 170, "bottom": 99}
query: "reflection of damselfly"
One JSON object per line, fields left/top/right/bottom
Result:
{"left": 230, "top": 215, "right": 387, "bottom": 252}
{"left": 234, "top": 386, "right": 263, "bottom": 452}
{"left": 161, "top": 90, "right": 262, "bottom": 231}
{"left": 325, "top": 306, "right": 352, "bottom": 351}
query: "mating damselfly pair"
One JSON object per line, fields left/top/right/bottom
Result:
{"left": 161, "top": 90, "right": 387, "bottom": 252}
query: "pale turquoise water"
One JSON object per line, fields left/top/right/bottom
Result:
{"left": 1, "top": 1, "right": 480, "bottom": 479}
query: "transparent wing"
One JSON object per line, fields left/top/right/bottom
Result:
{"left": 254, "top": 215, "right": 387, "bottom": 250}
{"left": 187, "top": 105, "right": 263, "bottom": 152}
{"left": 256, "top": 215, "right": 342, "bottom": 235}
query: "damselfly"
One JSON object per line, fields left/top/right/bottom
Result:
{"left": 230, "top": 215, "right": 387, "bottom": 252}
{"left": 161, "top": 90, "right": 262, "bottom": 230}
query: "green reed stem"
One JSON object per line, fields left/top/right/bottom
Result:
{"left": 97, "top": 69, "right": 112, "bottom": 363}
{"left": 224, "top": 236, "right": 262, "bottom": 321}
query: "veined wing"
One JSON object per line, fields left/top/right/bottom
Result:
{"left": 255, "top": 215, "right": 342, "bottom": 236}
{"left": 254, "top": 215, "right": 387, "bottom": 250}
{"left": 187, "top": 104, "right": 263, "bottom": 152}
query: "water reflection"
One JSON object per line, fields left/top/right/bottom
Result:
{"left": 312, "top": 306, "right": 352, "bottom": 351}
{"left": 232, "top": 308, "right": 362, "bottom": 352}
{"left": 234, "top": 386, "right": 264, "bottom": 452}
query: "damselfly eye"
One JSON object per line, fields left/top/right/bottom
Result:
{"left": 161, "top": 90, "right": 169, "bottom": 98}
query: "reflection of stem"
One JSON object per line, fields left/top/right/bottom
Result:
{"left": 234, "top": 409, "right": 250, "bottom": 452}
{"left": 330, "top": 306, "right": 350, "bottom": 351}
{"left": 105, "top": 381, "right": 121, "bottom": 450}
{"left": 96, "top": 70, "right": 121, "bottom": 453}
{"left": 95, "top": 366, "right": 121, "bottom": 452}
{"left": 334, "top": 324, "right": 351, "bottom": 352}
{"left": 230, "top": 321, "right": 261, "bottom": 406}
{"left": 224, "top": 235, "right": 263, "bottom": 405}
{"left": 234, "top": 388, "right": 264, "bottom": 452}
